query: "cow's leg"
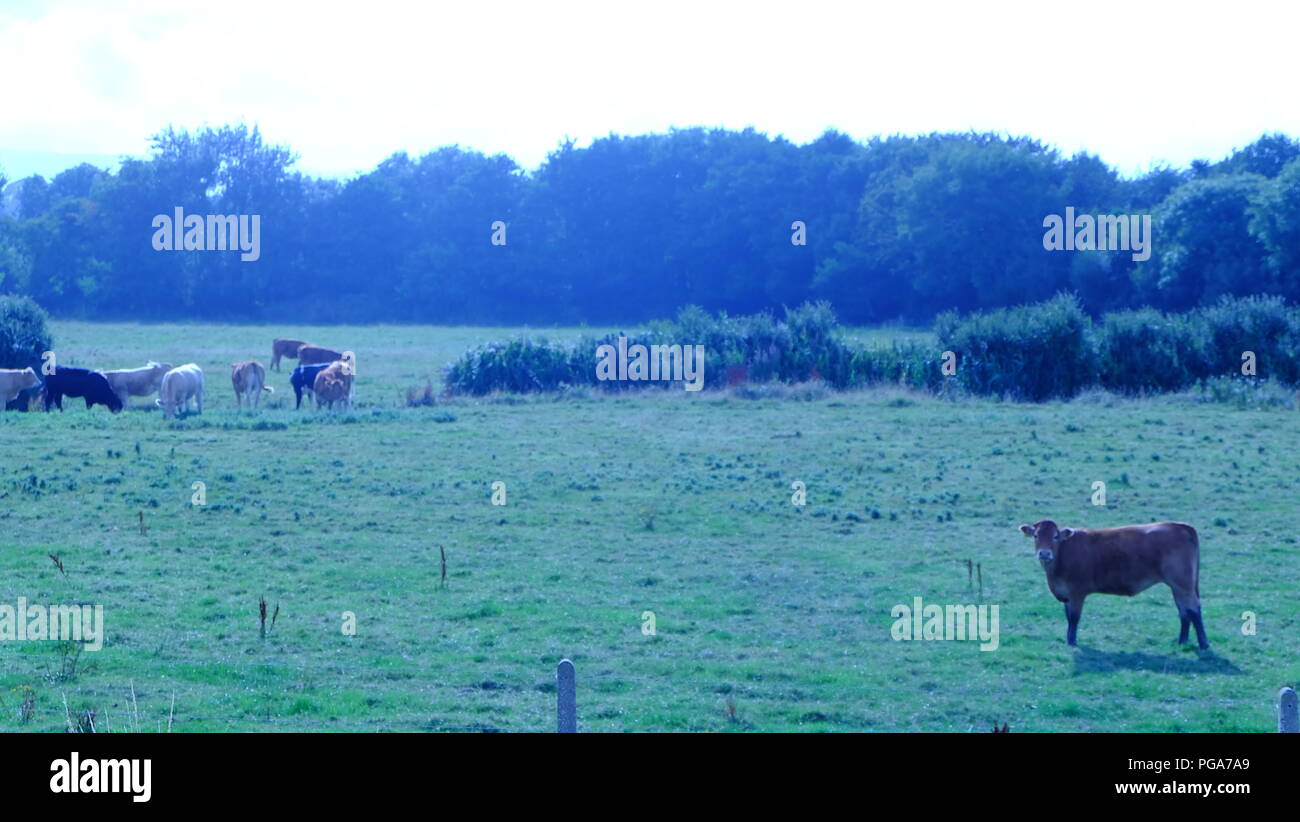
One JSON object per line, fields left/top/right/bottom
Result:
{"left": 1064, "top": 599, "right": 1084, "bottom": 646}
{"left": 1191, "top": 609, "right": 1209, "bottom": 649}
{"left": 1171, "top": 584, "right": 1206, "bottom": 648}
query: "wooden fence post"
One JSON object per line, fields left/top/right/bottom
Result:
{"left": 557, "top": 659, "right": 576, "bottom": 733}
{"left": 1280, "top": 686, "right": 1298, "bottom": 733}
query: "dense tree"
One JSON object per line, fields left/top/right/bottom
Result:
{"left": 1, "top": 126, "right": 1297, "bottom": 324}
{"left": 1144, "top": 174, "right": 1270, "bottom": 309}
{"left": 1248, "top": 157, "right": 1300, "bottom": 296}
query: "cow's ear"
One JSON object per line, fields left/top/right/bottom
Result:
{"left": 1019, "top": 524, "right": 1035, "bottom": 537}
{"left": 1058, "top": 528, "right": 1074, "bottom": 540}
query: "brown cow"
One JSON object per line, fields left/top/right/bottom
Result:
{"left": 270, "top": 338, "right": 310, "bottom": 372}
{"left": 313, "top": 361, "right": 353, "bottom": 410}
{"left": 102, "top": 361, "right": 172, "bottom": 408}
{"left": 297, "top": 344, "right": 345, "bottom": 367}
{"left": 1018, "top": 520, "right": 1207, "bottom": 649}
{"left": 231, "top": 360, "right": 273, "bottom": 408}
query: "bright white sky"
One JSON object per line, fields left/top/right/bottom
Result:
{"left": 1, "top": 0, "right": 1296, "bottom": 181}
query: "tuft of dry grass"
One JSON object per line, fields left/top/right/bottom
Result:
{"left": 404, "top": 380, "right": 436, "bottom": 407}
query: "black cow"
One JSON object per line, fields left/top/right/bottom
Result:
{"left": 290, "top": 362, "right": 331, "bottom": 409}
{"left": 44, "top": 367, "right": 124, "bottom": 413}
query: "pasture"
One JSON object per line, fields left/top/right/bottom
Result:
{"left": 0, "top": 322, "right": 1296, "bottom": 732}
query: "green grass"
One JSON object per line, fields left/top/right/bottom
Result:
{"left": 0, "top": 322, "right": 1296, "bottom": 732}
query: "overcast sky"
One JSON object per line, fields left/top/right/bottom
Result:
{"left": 1, "top": 0, "right": 1296, "bottom": 181}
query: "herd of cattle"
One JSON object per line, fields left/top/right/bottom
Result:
{"left": 0, "top": 338, "right": 354, "bottom": 418}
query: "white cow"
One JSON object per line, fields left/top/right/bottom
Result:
{"left": 156, "top": 364, "right": 204, "bottom": 419}
{"left": 0, "top": 367, "right": 41, "bottom": 409}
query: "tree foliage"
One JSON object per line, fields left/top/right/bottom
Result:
{"left": 2, "top": 127, "right": 1298, "bottom": 323}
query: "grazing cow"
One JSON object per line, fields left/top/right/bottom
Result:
{"left": 290, "top": 362, "right": 330, "bottom": 409}
{"left": 43, "top": 367, "right": 123, "bottom": 413}
{"left": 1018, "top": 520, "right": 1207, "bottom": 649}
{"left": 313, "top": 361, "right": 353, "bottom": 410}
{"left": 231, "top": 360, "right": 273, "bottom": 408}
{"left": 0, "top": 367, "right": 41, "bottom": 410}
{"left": 102, "top": 362, "right": 173, "bottom": 408}
{"left": 270, "top": 338, "right": 310, "bottom": 372}
{"left": 297, "top": 344, "right": 345, "bottom": 367}
{"left": 4, "top": 382, "right": 43, "bottom": 412}
{"left": 156, "top": 364, "right": 204, "bottom": 419}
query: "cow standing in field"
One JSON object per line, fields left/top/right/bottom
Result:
{"left": 0, "top": 367, "right": 41, "bottom": 410}
{"left": 157, "top": 364, "right": 204, "bottom": 419}
{"left": 297, "top": 344, "right": 345, "bottom": 367}
{"left": 270, "top": 338, "right": 310, "bottom": 372}
{"left": 231, "top": 360, "right": 273, "bottom": 408}
{"left": 313, "top": 360, "right": 353, "bottom": 410}
{"left": 1018, "top": 520, "right": 1208, "bottom": 649}
{"left": 290, "top": 362, "right": 330, "bottom": 409}
{"left": 102, "top": 362, "right": 172, "bottom": 409}
{"left": 43, "top": 367, "right": 123, "bottom": 413}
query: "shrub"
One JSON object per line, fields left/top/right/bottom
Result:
{"left": 0, "top": 293, "right": 52, "bottom": 370}
{"left": 1193, "top": 295, "right": 1300, "bottom": 384}
{"left": 849, "top": 341, "right": 946, "bottom": 392}
{"left": 0, "top": 294, "right": 52, "bottom": 410}
{"left": 936, "top": 292, "right": 1096, "bottom": 401}
{"left": 1097, "top": 308, "right": 1205, "bottom": 394}
{"left": 443, "top": 337, "right": 582, "bottom": 395}
{"left": 776, "top": 301, "right": 856, "bottom": 387}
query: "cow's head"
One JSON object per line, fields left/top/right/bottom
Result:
{"left": 19, "top": 367, "right": 40, "bottom": 390}
{"left": 1018, "top": 520, "right": 1075, "bottom": 566}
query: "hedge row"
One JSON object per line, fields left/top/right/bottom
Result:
{"left": 939, "top": 293, "right": 1300, "bottom": 400}
{"left": 445, "top": 294, "right": 1300, "bottom": 402}
{"left": 444, "top": 303, "right": 848, "bottom": 394}
{"left": 443, "top": 302, "right": 942, "bottom": 396}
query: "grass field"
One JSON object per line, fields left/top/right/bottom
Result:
{"left": 0, "top": 321, "right": 1297, "bottom": 732}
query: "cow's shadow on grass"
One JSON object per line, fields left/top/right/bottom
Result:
{"left": 1072, "top": 646, "right": 1242, "bottom": 676}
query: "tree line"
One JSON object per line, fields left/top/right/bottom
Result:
{"left": 1, "top": 125, "right": 1298, "bottom": 324}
